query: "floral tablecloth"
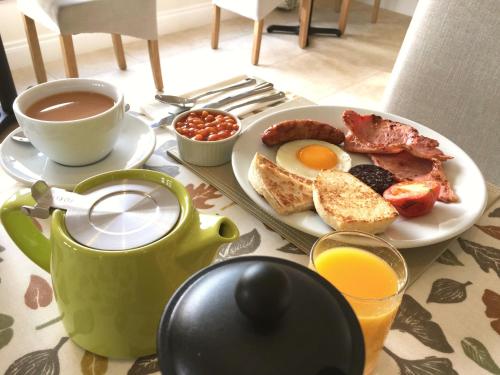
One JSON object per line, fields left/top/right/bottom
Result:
{"left": 0, "top": 128, "right": 499, "bottom": 375}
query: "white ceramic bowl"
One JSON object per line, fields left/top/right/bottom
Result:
{"left": 13, "top": 78, "right": 124, "bottom": 166}
{"left": 173, "top": 109, "right": 242, "bottom": 166}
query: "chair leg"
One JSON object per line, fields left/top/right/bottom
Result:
{"left": 211, "top": 5, "right": 221, "bottom": 49}
{"left": 334, "top": 0, "right": 342, "bottom": 13}
{"left": 338, "top": 0, "right": 352, "bottom": 35}
{"left": 372, "top": 0, "right": 381, "bottom": 23}
{"left": 252, "top": 20, "right": 264, "bottom": 65}
{"left": 298, "top": 0, "right": 312, "bottom": 49}
{"left": 111, "top": 34, "right": 127, "bottom": 70}
{"left": 22, "top": 15, "right": 47, "bottom": 83}
{"left": 59, "top": 34, "right": 78, "bottom": 78}
{"left": 147, "top": 40, "right": 163, "bottom": 92}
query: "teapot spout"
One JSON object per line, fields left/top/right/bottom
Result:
{"left": 176, "top": 213, "right": 239, "bottom": 272}
{"left": 203, "top": 214, "right": 239, "bottom": 246}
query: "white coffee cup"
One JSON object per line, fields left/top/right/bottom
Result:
{"left": 13, "top": 78, "right": 124, "bottom": 166}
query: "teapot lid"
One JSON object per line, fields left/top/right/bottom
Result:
{"left": 23, "top": 179, "right": 180, "bottom": 250}
{"left": 157, "top": 256, "right": 365, "bottom": 375}
{"left": 66, "top": 179, "right": 181, "bottom": 250}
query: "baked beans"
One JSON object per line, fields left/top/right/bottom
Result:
{"left": 175, "top": 110, "right": 239, "bottom": 141}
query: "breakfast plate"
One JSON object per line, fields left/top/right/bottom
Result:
{"left": 0, "top": 114, "right": 155, "bottom": 189}
{"left": 232, "top": 105, "right": 487, "bottom": 248}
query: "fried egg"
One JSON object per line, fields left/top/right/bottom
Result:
{"left": 276, "top": 140, "right": 351, "bottom": 178}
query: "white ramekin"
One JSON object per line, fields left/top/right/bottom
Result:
{"left": 173, "top": 109, "right": 242, "bottom": 167}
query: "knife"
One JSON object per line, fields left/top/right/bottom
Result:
{"left": 224, "top": 91, "right": 286, "bottom": 111}
{"left": 201, "top": 82, "right": 274, "bottom": 109}
{"left": 155, "top": 77, "right": 257, "bottom": 106}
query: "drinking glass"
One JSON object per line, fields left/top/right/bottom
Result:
{"left": 310, "top": 231, "right": 408, "bottom": 375}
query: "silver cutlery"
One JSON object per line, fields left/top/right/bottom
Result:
{"left": 200, "top": 82, "right": 273, "bottom": 109}
{"left": 125, "top": 105, "right": 144, "bottom": 117}
{"left": 151, "top": 82, "right": 275, "bottom": 128}
{"left": 224, "top": 91, "right": 286, "bottom": 111}
{"left": 11, "top": 129, "right": 30, "bottom": 144}
{"left": 155, "top": 77, "right": 257, "bottom": 107}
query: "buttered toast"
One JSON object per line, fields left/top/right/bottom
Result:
{"left": 313, "top": 170, "right": 398, "bottom": 233}
{"left": 248, "top": 153, "right": 314, "bottom": 215}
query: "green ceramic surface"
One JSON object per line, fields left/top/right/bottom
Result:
{"left": 0, "top": 169, "right": 239, "bottom": 358}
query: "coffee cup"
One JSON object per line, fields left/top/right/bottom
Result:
{"left": 13, "top": 78, "right": 124, "bottom": 166}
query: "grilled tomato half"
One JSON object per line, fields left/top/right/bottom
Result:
{"left": 383, "top": 181, "right": 440, "bottom": 218}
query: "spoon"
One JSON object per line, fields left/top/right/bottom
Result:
{"left": 11, "top": 129, "right": 30, "bottom": 144}
{"left": 10, "top": 104, "right": 137, "bottom": 144}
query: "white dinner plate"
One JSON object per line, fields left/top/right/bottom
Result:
{"left": 0, "top": 114, "right": 155, "bottom": 189}
{"left": 232, "top": 105, "right": 487, "bottom": 248}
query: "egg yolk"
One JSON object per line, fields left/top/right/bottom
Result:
{"left": 297, "top": 145, "right": 338, "bottom": 170}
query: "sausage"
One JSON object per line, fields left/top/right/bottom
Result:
{"left": 261, "top": 119, "right": 345, "bottom": 146}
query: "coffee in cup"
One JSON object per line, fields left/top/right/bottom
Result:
{"left": 25, "top": 91, "right": 115, "bottom": 121}
{"left": 13, "top": 78, "right": 124, "bottom": 166}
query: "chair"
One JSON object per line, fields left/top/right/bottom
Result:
{"left": 18, "top": 0, "right": 164, "bottom": 91}
{"left": 297, "top": 0, "right": 382, "bottom": 49}
{"left": 382, "top": 0, "right": 500, "bottom": 185}
{"left": 333, "top": 0, "right": 382, "bottom": 31}
{"left": 211, "top": 0, "right": 283, "bottom": 65}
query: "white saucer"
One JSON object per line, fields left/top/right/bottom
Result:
{"left": 0, "top": 114, "right": 156, "bottom": 189}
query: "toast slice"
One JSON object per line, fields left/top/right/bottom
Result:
{"left": 248, "top": 153, "right": 314, "bottom": 215}
{"left": 313, "top": 170, "right": 398, "bottom": 233}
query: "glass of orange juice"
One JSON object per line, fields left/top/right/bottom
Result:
{"left": 310, "top": 231, "right": 408, "bottom": 375}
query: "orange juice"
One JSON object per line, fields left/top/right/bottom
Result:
{"left": 314, "top": 247, "right": 400, "bottom": 375}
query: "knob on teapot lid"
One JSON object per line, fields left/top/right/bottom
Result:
{"left": 235, "top": 263, "right": 292, "bottom": 324}
{"left": 157, "top": 256, "right": 365, "bottom": 375}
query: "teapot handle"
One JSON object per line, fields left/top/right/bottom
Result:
{"left": 1, "top": 190, "right": 51, "bottom": 273}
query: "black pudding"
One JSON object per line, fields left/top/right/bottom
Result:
{"left": 349, "top": 164, "right": 395, "bottom": 194}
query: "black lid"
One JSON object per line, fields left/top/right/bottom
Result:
{"left": 157, "top": 256, "right": 365, "bottom": 375}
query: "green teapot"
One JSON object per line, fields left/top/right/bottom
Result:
{"left": 1, "top": 169, "right": 239, "bottom": 358}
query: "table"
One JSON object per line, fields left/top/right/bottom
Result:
{"left": 0, "top": 97, "right": 499, "bottom": 375}
{"left": 268, "top": 0, "right": 342, "bottom": 47}
{"left": 297, "top": 0, "right": 352, "bottom": 48}
{"left": 268, "top": 0, "right": 353, "bottom": 49}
